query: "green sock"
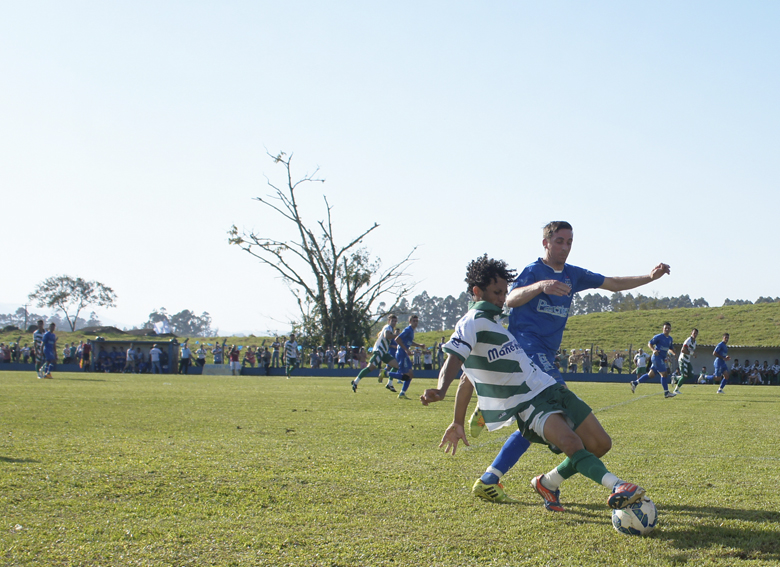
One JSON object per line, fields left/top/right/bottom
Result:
{"left": 570, "top": 449, "right": 610, "bottom": 485}
{"left": 556, "top": 457, "right": 578, "bottom": 480}
{"left": 355, "top": 366, "right": 371, "bottom": 381}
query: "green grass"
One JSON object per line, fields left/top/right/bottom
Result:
{"left": 2, "top": 372, "right": 779, "bottom": 566}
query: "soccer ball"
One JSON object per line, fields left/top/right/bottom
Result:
{"left": 611, "top": 497, "right": 657, "bottom": 536}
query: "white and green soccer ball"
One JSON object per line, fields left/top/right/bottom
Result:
{"left": 612, "top": 497, "right": 657, "bottom": 536}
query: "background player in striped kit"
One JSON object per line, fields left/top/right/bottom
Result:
{"left": 673, "top": 328, "right": 698, "bottom": 394}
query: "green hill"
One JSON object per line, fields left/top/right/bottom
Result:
{"left": 561, "top": 302, "right": 780, "bottom": 351}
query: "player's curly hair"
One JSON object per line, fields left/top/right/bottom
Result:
{"left": 465, "top": 254, "right": 517, "bottom": 295}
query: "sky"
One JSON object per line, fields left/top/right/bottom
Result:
{"left": 2, "top": 2, "right": 779, "bottom": 335}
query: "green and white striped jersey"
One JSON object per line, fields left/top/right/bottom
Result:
{"left": 372, "top": 324, "right": 394, "bottom": 356}
{"left": 443, "top": 301, "right": 556, "bottom": 432}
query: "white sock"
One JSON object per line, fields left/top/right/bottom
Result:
{"left": 543, "top": 468, "right": 565, "bottom": 491}
{"left": 354, "top": 377, "right": 361, "bottom": 385}
{"left": 601, "top": 473, "right": 620, "bottom": 490}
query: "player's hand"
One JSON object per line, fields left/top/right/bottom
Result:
{"left": 439, "top": 423, "right": 468, "bottom": 455}
{"left": 539, "top": 280, "right": 571, "bottom": 296}
{"left": 420, "top": 388, "right": 445, "bottom": 406}
{"left": 650, "top": 263, "right": 671, "bottom": 280}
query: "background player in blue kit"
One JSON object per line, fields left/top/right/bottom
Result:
{"left": 714, "top": 333, "right": 731, "bottom": 394}
{"left": 389, "top": 315, "right": 426, "bottom": 399}
{"left": 630, "top": 322, "right": 677, "bottom": 398}
{"left": 41, "top": 322, "right": 57, "bottom": 379}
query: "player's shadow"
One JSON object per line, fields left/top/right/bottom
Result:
{"left": 565, "top": 502, "right": 780, "bottom": 560}
{"left": 0, "top": 456, "right": 40, "bottom": 463}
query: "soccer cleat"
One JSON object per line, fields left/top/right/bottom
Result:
{"left": 608, "top": 482, "right": 645, "bottom": 509}
{"left": 673, "top": 386, "right": 681, "bottom": 394}
{"left": 664, "top": 391, "right": 677, "bottom": 398}
{"left": 531, "top": 475, "right": 564, "bottom": 512}
{"left": 468, "top": 407, "right": 485, "bottom": 438}
{"left": 717, "top": 389, "right": 724, "bottom": 394}
{"left": 397, "top": 393, "right": 410, "bottom": 400}
{"left": 381, "top": 367, "right": 388, "bottom": 379}
{"left": 630, "top": 381, "right": 637, "bottom": 393}
{"left": 385, "top": 383, "right": 397, "bottom": 392}
{"left": 44, "top": 373, "right": 53, "bottom": 379}
{"left": 472, "top": 479, "right": 517, "bottom": 503}
{"left": 351, "top": 380, "right": 357, "bottom": 393}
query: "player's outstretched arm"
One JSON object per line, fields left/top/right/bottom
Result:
{"left": 601, "top": 263, "right": 670, "bottom": 292}
{"left": 507, "top": 280, "right": 571, "bottom": 308}
{"left": 439, "top": 375, "right": 474, "bottom": 455}
{"left": 420, "top": 353, "right": 463, "bottom": 405}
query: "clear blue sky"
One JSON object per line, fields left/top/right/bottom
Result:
{"left": 2, "top": 2, "right": 778, "bottom": 334}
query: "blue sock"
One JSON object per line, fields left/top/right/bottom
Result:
{"left": 661, "top": 375, "right": 669, "bottom": 392}
{"left": 399, "top": 377, "right": 411, "bottom": 394}
{"left": 720, "top": 378, "right": 727, "bottom": 390}
{"left": 388, "top": 369, "right": 403, "bottom": 380}
{"left": 479, "top": 431, "right": 530, "bottom": 485}
{"left": 636, "top": 373, "right": 650, "bottom": 383}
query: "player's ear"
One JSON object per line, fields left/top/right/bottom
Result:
{"left": 471, "top": 285, "right": 483, "bottom": 300}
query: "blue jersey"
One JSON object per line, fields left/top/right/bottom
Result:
{"left": 42, "top": 331, "right": 57, "bottom": 358}
{"left": 714, "top": 341, "right": 728, "bottom": 359}
{"left": 396, "top": 325, "right": 415, "bottom": 354}
{"left": 649, "top": 333, "right": 674, "bottom": 358}
{"left": 508, "top": 259, "right": 605, "bottom": 355}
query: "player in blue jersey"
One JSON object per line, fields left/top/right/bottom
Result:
{"left": 713, "top": 333, "right": 731, "bottom": 394}
{"left": 630, "top": 322, "right": 677, "bottom": 398}
{"left": 32, "top": 319, "right": 46, "bottom": 378}
{"left": 41, "top": 323, "right": 57, "bottom": 379}
{"left": 389, "top": 315, "right": 426, "bottom": 399}
{"left": 465, "top": 221, "right": 670, "bottom": 510}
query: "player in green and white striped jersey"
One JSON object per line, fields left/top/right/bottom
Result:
{"left": 421, "top": 255, "right": 646, "bottom": 511}
{"left": 351, "top": 314, "right": 401, "bottom": 392}
{"left": 673, "top": 328, "right": 698, "bottom": 394}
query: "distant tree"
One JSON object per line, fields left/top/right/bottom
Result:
{"left": 723, "top": 298, "right": 753, "bottom": 306}
{"left": 28, "top": 275, "right": 117, "bottom": 331}
{"left": 143, "top": 308, "right": 214, "bottom": 337}
{"left": 755, "top": 296, "right": 780, "bottom": 304}
{"left": 229, "top": 151, "right": 415, "bottom": 347}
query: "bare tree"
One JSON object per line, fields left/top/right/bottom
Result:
{"left": 29, "top": 275, "right": 117, "bottom": 331}
{"left": 229, "top": 151, "right": 415, "bottom": 346}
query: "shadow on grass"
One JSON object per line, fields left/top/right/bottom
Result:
{"left": 57, "top": 377, "right": 108, "bottom": 382}
{"left": 0, "top": 456, "right": 40, "bottom": 463}
{"left": 555, "top": 502, "right": 780, "bottom": 559}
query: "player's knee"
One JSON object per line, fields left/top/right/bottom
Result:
{"left": 589, "top": 433, "right": 612, "bottom": 457}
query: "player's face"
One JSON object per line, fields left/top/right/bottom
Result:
{"left": 476, "top": 277, "right": 508, "bottom": 309}
{"left": 410, "top": 317, "right": 419, "bottom": 328}
{"left": 723, "top": 334, "right": 729, "bottom": 343}
{"left": 663, "top": 324, "right": 671, "bottom": 335}
{"left": 542, "top": 229, "right": 573, "bottom": 268}
{"left": 691, "top": 329, "right": 698, "bottom": 339}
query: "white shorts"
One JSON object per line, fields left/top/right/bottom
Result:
{"left": 230, "top": 361, "right": 241, "bottom": 371}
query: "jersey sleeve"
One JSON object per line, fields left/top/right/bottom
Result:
{"left": 442, "top": 315, "right": 476, "bottom": 363}
{"left": 511, "top": 264, "right": 538, "bottom": 290}
{"left": 569, "top": 265, "right": 605, "bottom": 294}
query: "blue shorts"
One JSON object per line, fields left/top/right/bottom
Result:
{"left": 396, "top": 351, "right": 412, "bottom": 374}
{"left": 650, "top": 354, "right": 668, "bottom": 374}
{"left": 527, "top": 351, "right": 565, "bottom": 385}
{"left": 714, "top": 359, "right": 728, "bottom": 377}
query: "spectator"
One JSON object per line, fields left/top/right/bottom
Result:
{"left": 337, "top": 347, "right": 347, "bottom": 369}
{"left": 760, "top": 361, "right": 771, "bottom": 384}
{"left": 423, "top": 348, "right": 433, "bottom": 370}
{"left": 149, "top": 344, "right": 163, "bottom": 374}
{"left": 772, "top": 359, "right": 780, "bottom": 385}
{"left": 228, "top": 345, "right": 240, "bottom": 376}
{"left": 124, "top": 344, "right": 136, "bottom": 373}
{"left": 179, "top": 342, "right": 192, "bottom": 374}
{"left": 22, "top": 343, "right": 31, "bottom": 364}
{"left": 262, "top": 347, "right": 272, "bottom": 375}
{"left": 610, "top": 353, "right": 624, "bottom": 374}
{"left": 272, "top": 338, "right": 281, "bottom": 368}
{"left": 242, "top": 346, "right": 256, "bottom": 368}
{"left": 568, "top": 350, "right": 578, "bottom": 373}
{"left": 730, "top": 359, "right": 743, "bottom": 383}
{"left": 81, "top": 341, "right": 91, "bottom": 371}
{"left": 598, "top": 350, "right": 608, "bottom": 373}
{"left": 310, "top": 349, "right": 320, "bottom": 369}
{"left": 437, "top": 338, "right": 445, "bottom": 369}
{"left": 357, "top": 346, "right": 367, "bottom": 369}
{"left": 135, "top": 348, "right": 146, "bottom": 373}
{"left": 697, "top": 366, "right": 712, "bottom": 384}
{"left": 212, "top": 342, "right": 224, "bottom": 364}
{"left": 195, "top": 345, "right": 207, "bottom": 367}
{"left": 325, "top": 346, "right": 335, "bottom": 369}
{"left": 741, "top": 360, "right": 752, "bottom": 384}
{"left": 747, "top": 364, "right": 763, "bottom": 385}
{"left": 413, "top": 347, "right": 422, "bottom": 370}
{"left": 582, "top": 350, "right": 592, "bottom": 373}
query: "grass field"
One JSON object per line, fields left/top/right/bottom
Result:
{"left": 2, "top": 371, "right": 779, "bottom": 566}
